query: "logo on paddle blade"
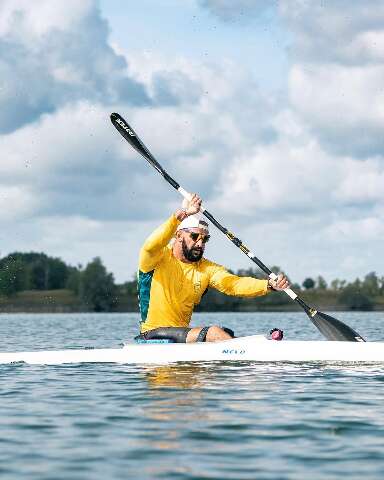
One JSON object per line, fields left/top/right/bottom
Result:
{"left": 115, "top": 118, "right": 135, "bottom": 136}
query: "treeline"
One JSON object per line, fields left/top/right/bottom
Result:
{"left": 0, "top": 253, "right": 383, "bottom": 312}
{"left": 0, "top": 253, "right": 116, "bottom": 311}
{"left": 196, "top": 267, "right": 384, "bottom": 312}
{"left": 298, "top": 272, "right": 384, "bottom": 311}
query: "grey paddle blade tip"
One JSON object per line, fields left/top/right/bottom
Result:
{"left": 313, "top": 311, "right": 366, "bottom": 342}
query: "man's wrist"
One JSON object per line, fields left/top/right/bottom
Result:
{"left": 175, "top": 208, "right": 188, "bottom": 222}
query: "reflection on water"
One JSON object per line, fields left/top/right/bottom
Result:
{"left": 143, "top": 360, "right": 384, "bottom": 387}
{"left": 143, "top": 364, "right": 207, "bottom": 389}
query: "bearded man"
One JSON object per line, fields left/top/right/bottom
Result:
{"left": 136, "top": 194, "right": 289, "bottom": 343}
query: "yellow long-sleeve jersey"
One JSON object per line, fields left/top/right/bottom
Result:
{"left": 138, "top": 215, "right": 269, "bottom": 333}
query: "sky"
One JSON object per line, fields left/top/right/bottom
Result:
{"left": 0, "top": 0, "right": 383, "bottom": 285}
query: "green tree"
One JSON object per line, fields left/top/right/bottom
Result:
{"left": 0, "top": 252, "right": 70, "bottom": 290}
{"left": 0, "top": 257, "right": 27, "bottom": 296}
{"left": 330, "top": 279, "right": 340, "bottom": 291}
{"left": 29, "top": 257, "right": 49, "bottom": 290}
{"left": 302, "top": 277, "right": 315, "bottom": 290}
{"left": 317, "top": 275, "right": 327, "bottom": 290}
{"left": 66, "top": 266, "right": 82, "bottom": 295}
{"left": 338, "top": 281, "right": 373, "bottom": 311}
{"left": 47, "top": 257, "right": 69, "bottom": 289}
{"left": 28, "top": 254, "right": 69, "bottom": 290}
{"left": 380, "top": 276, "right": 384, "bottom": 295}
{"left": 362, "top": 272, "right": 380, "bottom": 297}
{"left": 80, "top": 257, "right": 117, "bottom": 312}
{"left": 120, "top": 279, "right": 138, "bottom": 297}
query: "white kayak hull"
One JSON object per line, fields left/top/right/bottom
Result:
{"left": 1, "top": 335, "right": 384, "bottom": 365}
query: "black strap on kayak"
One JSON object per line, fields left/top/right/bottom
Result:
{"left": 197, "top": 326, "right": 210, "bottom": 342}
{"left": 222, "top": 327, "right": 235, "bottom": 338}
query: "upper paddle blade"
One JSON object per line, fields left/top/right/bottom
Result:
{"left": 110, "top": 113, "right": 161, "bottom": 170}
{"left": 309, "top": 311, "right": 366, "bottom": 342}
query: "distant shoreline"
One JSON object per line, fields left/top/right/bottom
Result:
{"left": 0, "top": 289, "right": 383, "bottom": 314}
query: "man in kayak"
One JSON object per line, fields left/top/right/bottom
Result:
{"left": 136, "top": 194, "right": 289, "bottom": 343}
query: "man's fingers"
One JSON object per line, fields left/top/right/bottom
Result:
{"left": 184, "top": 193, "right": 202, "bottom": 215}
{"left": 189, "top": 193, "right": 202, "bottom": 211}
{"left": 275, "top": 274, "right": 290, "bottom": 290}
{"left": 189, "top": 193, "right": 201, "bottom": 204}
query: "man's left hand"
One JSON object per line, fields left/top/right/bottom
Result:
{"left": 268, "top": 274, "right": 290, "bottom": 291}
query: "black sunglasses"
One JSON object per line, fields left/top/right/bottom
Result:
{"left": 183, "top": 230, "right": 210, "bottom": 244}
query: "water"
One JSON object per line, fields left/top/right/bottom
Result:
{"left": 0, "top": 311, "right": 384, "bottom": 479}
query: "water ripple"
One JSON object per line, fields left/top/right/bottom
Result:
{"left": 0, "top": 312, "right": 384, "bottom": 479}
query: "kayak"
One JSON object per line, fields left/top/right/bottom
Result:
{"left": 0, "top": 335, "right": 384, "bottom": 365}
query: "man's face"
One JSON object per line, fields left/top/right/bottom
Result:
{"left": 178, "top": 228, "right": 210, "bottom": 262}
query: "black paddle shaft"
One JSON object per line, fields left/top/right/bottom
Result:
{"left": 110, "top": 112, "right": 365, "bottom": 342}
{"left": 110, "top": 114, "right": 272, "bottom": 270}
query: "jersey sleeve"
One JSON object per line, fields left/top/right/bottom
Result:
{"left": 208, "top": 264, "right": 269, "bottom": 297}
{"left": 139, "top": 215, "right": 180, "bottom": 273}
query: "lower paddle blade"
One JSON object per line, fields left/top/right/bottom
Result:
{"left": 309, "top": 311, "right": 366, "bottom": 342}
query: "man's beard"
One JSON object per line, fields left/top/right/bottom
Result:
{"left": 182, "top": 239, "right": 204, "bottom": 262}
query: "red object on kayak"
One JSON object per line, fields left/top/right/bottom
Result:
{"left": 270, "top": 328, "right": 284, "bottom": 341}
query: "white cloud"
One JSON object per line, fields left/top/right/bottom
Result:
{"left": 0, "top": 185, "right": 39, "bottom": 221}
{"left": 289, "top": 63, "right": 384, "bottom": 156}
{"left": 278, "top": 0, "right": 384, "bottom": 159}
{"left": 0, "top": 0, "right": 94, "bottom": 36}
{"left": 0, "top": 0, "right": 149, "bottom": 134}
{"left": 336, "top": 158, "right": 384, "bottom": 204}
{"left": 0, "top": 101, "right": 184, "bottom": 223}
{"left": 324, "top": 217, "right": 384, "bottom": 243}
{"left": 211, "top": 112, "right": 334, "bottom": 217}
{"left": 280, "top": 0, "right": 384, "bottom": 64}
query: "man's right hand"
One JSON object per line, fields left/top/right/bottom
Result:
{"left": 175, "top": 193, "right": 202, "bottom": 221}
{"left": 184, "top": 193, "right": 202, "bottom": 216}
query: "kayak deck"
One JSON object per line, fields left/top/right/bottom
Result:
{"left": 1, "top": 335, "right": 384, "bottom": 365}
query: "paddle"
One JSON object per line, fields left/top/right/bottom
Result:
{"left": 110, "top": 112, "right": 365, "bottom": 342}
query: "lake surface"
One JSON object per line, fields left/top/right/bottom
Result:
{"left": 0, "top": 311, "right": 384, "bottom": 479}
